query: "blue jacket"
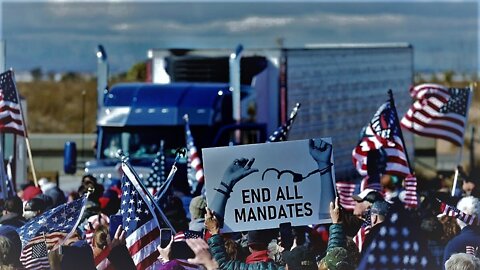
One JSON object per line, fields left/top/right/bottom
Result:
{"left": 443, "top": 226, "right": 480, "bottom": 266}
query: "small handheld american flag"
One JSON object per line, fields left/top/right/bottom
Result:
{"left": 267, "top": 102, "right": 301, "bottom": 142}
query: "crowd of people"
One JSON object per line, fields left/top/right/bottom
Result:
{"left": 0, "top": 169, "right": 478, "bottom": 270}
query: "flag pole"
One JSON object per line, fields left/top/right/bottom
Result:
{"left": 10, "top": 69, "right": 38, "bottom": 187}
{"left": 118, "top": 151, "right": 177, "bottom": 233}
{"left": 388, "top": 89, "right": 413, "bottom": 174}
{"left": 451, "top": 84, "right": 475, "bottom": 196}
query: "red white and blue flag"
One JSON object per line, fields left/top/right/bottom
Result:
{"left": 184, "top": 115, "right": 204, "bottom": 193}
{"left": 352, "top": 102, "right": 410, "bottom": 178}
{"left": 0, "top": 70, "right": 24, "bottom": 136}
{"left": 401, "top": 84, "right": 471, "bottom": 146}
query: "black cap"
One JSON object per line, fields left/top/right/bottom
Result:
{"left": 283, "top": 245, "right": 317, "bottom": 270}
{"left": 24, "top": 197, "right": 46, "bottom": 212}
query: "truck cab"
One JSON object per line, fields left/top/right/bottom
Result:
{"left": 82, "top": 82, "right": 265, "bottom": 190}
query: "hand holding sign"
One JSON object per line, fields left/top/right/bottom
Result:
{"left": 309, "top": 139, "right": 333, "bottom": 171}
{"left": 204, "top": 207, "right": 220, "bottom": 235}
{"left": 329, "top": 197, "right": 342, "bottom": 224}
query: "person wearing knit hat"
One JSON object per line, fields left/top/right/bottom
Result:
{"left": 189, "top": 196, "right": 207, "bottom": 232}
{"left": 21, "top": 185, "right": 42, "bottom": 202}
{"left": 318, "top": 247, "right": 354, "bottom": 270}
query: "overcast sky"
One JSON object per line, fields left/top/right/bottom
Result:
{"left": 1, "top": 1, "right": 478, "bottom": 74}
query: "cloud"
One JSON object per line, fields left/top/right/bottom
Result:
{"left": 225, "top": 16, "right": 295, "bottom": 32}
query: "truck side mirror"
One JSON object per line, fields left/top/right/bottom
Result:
{"left": 64, "top": 141, "right": 77, "bottom": 174}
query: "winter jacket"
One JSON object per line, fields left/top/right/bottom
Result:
{"left": 42, "top": 183, "right": 67, "bottom": 208}
{"left": 443, "top": 226, "right": 480, "bottom": 267}
{"left": 0, "top": 213, "right": 26, "bottom": 228}
{"left": 208, "top": 234, "right": 284, "bottom": 270}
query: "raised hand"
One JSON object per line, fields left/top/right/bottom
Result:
{"left": 329, "top": 197, "right": 342, "bottom": 224}
{"left": 309, "top": 139, "right": 332, "bottom": 170}
{"left": 157, "top": 235, "right": 173, "bottom": 263}
{"left": 186, "top": 238, "right": 218, "bottom": 270}
{"left": 222, "top": 158, "right": 259, "bottom": 189}
{"left": 110, "top": 225, "right": 126, "bottom": 249}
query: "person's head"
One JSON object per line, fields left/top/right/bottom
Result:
{"left": 20, "top": 186, "right": 42, "bottom": 202}
{"left": 352, "top": 189, "right": 383, "bottom": 217}
{"left": 456, "top": 196, "right": 480, "bottom": 229}
{"left": 438, "top": 215, "right": 461, "bottom": 244}
{"left": 3, "top": 196, "right": 22, "bottom": 216}
{"left": 38, "top": 178, "right": 53, "bottom": 193}
{"left": 370, "top": 200, "right": 390, "bottom": 227}
{"left": 0, "top": 226, "right": 21, "bottom": 267}
{"left": 445, "top": 253, "right": 480, "bottom": 270}
{"left": 462, "top": 178, "right": 477, "bottom": 196}
{"left": 93, "top": 225, "right": 109, "bottom": 250}
{"left": 282, "top": 245, "right": 316, "bottom": 270}
{"left": 318, "top": 247, "right": 354, "bottom": 270}
{"left": 189, "top": 195, "right": 207, "bottom": 220}
{"left": 23, "top": 197, "right": 46, "bottom": 220}
{"left": 247, "top": 229, "right": 274, "bottom": 252}
{"left": 380, "top": 174, "right": 400, "bottom": 191}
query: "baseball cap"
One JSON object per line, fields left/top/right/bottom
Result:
{"left": 352, "top": 189, "right": 383, "bottom": 203}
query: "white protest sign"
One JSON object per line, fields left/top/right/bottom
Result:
{"left": 203, "top": 138, "right": 336, "bottom": 232}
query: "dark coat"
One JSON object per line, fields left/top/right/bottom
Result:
{"left": 0, "top": 213, "right": 26, "bottom": 228}
{"left": 443, "top": 226, "right": 480, "bottom": 267}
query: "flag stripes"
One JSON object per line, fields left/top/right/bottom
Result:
{"left": 0, "top": 71, "right": 25, "bottom": 136}
{"left": 336, "top": 181, "right": 357, "bottom": 210}
{"left": 403, "top": 174, "right": 418, "bottom": 209}
{"left": 19, "top": 232, "right": 66, "bottom": 270}
{"left": 401, "top": 84, "right": 470, "bottom": 146}
{"left": 352, "top": 102, "right": 410, "bottom": 178}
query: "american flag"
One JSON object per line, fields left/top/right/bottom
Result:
{"left": 401, "top": 84, "right": 471, "bottom": 146}
{"left": 184, "top": 114, "right": 204, "bottom": 193}
{"left": 335, "top": 181, "right": 357, "bottom": 210}
{"left": 173, "top": 230, "right": 202, "bottom": 242}
{"left": 145, "top": 140, "right": 166, "bottom": 195}
{"left": 267, "top": 103, "right": 300, "bottom": 142}
{"left": 353, "top": 209, "right": 372, "bottom": 252}
{"left": 120, "top": 161, "right": 171, "bottom": 270}
{"left": 358, "top": 201, "right": 435, "bottom": 269}
{"left": 0, "top": 70, "right": 24, "bottom": 136}
{"left": 439, "top": 200, "right": 477, "bottom": 226}
{"left": 84, "top": 213, "right": 110, "bottom": 246}
{"left": 352, "top": 101, "right": 410, "bottom": 178}
{"left": 17, "top": 196, "right": 88, "bottom": 269}
{"left": 466, "top": 246, "right": 478, "bottom": 256}
{"left": 403, "top": 174, "right": 418, "bottom": 209}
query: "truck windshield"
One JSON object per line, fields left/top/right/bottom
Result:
{"left": 100, "top": 126, "right": 213, "bottom": 159}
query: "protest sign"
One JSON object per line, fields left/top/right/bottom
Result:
{"left": 203, "top": 138, "right": 336, "bottom": 232}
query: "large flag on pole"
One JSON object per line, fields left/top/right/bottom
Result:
{"left": 267, "top": 103, "right": 301, "bottom": 142}
{"left": 400, "top": 84, "right": 471, "bottom": 146}
{"left": 17, "top": 195, "right": 88, "bottom": 269}
{"left": 352, "top": 101, "right": 410, "bottom": 178}
{"left": 184, "top": 114, "right": 204, "bottom": 193}
{"left": 0, "top": 70, "right": 24, "bottom": 136}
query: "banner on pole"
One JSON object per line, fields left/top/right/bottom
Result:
{"left": 203, "top": 138, "right": 336, "bottom": 232}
